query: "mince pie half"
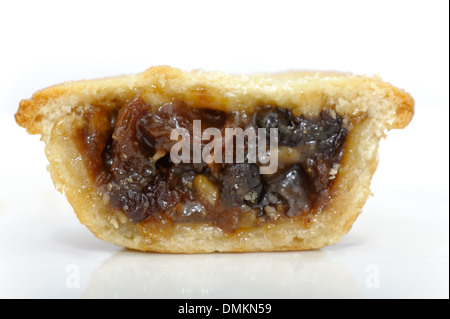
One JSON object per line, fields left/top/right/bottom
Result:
{"left": 15, "top": 66, "right": 414, "bottom": 252}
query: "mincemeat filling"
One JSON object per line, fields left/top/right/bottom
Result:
{"left": 78, "top": 97, "right": 348, "bottom": 232}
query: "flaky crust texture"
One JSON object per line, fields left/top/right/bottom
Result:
{"left": 16, "top": 66, "right": 414, "bottom": 252}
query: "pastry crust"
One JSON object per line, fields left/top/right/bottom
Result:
{"left": 15, "top": 66, "right": 414, "bottom": 252}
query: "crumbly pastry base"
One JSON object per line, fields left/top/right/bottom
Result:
{"left": 16, "top": 66, "right": 414, "bottom": 252}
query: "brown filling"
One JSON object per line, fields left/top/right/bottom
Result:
{"left": 78, "top": 97, "right": 348, "bottom": 232}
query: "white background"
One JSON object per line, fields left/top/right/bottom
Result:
{"left": 0, "top": 0, "right": 448, "bottom": 299}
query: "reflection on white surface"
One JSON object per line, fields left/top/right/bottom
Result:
{"left": 82, "top": 250, "right": 362, "bottom": 299}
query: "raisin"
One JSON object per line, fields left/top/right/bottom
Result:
{"left": 138, "top": 100, "right": 189, "bottom": 154}
{"left": 78, "top": 106, "right": 113, "bottom": 178}
{"left": 221, "top": 163, "right": 263, "bottom": 207}
{"left": 254, "top": 107, "right": 299, "bottom": 146}
{"left": 296, "top": 112, "right": 347, "bottom": 192}
{"left": 262, "top": 165, "right": 311, "bottom": 217}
